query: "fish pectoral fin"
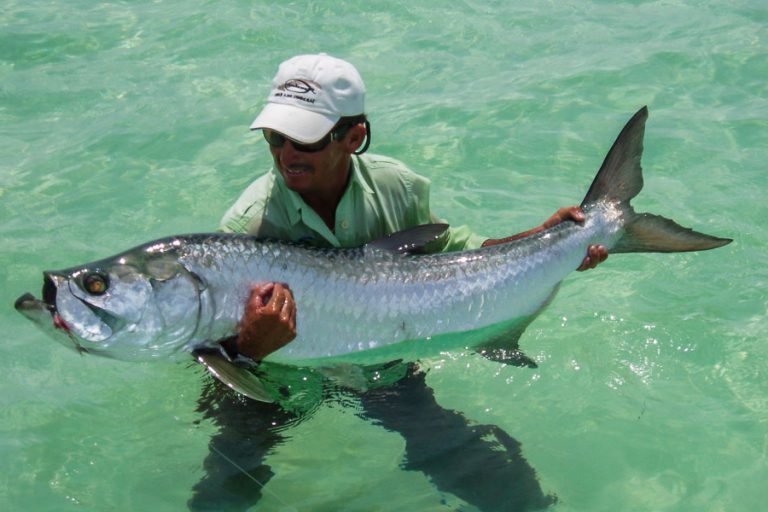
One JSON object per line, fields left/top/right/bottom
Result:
{"left": 194, "top": 351, "right": 274, "bottom": 403}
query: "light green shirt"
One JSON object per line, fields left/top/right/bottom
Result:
{"left": 219, "top": 153, "right": 485, "bottom": 252}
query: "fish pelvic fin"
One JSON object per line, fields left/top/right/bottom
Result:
{"left": 582, "top": 106, "right": 732, "bottom": 253}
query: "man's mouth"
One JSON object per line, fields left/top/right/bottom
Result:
{"left": 283, "top": 163, "right": 312, "bottom": 176}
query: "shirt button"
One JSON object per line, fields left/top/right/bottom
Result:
{"left": 340, "top": 220, "right": 349, "bottom": 230}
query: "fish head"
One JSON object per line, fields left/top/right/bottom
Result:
{"left": 15, "top": 244, "right": 204, "bottom": 361}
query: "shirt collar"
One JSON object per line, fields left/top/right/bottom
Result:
{"left": 349, "top": 154, "right": 374, "bottom": 195}
{"left": 278, "top": 174, "right": 304, "bottom": 226}
{"left": 275, "top": 156, "right": 373, "bottom": 226}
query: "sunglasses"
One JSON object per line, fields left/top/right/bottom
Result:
{"left": 263, "top": 123, "right": 354, "bottom": 153}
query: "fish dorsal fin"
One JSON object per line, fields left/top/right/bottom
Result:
{"left": 365, "top": 223, "right": 449, "bottom": 254}
{"left": 581, "top": 106, "right": 648, "bottom": 207}
{"left": 194, "top": 351, "right": 274, "bottom": 402}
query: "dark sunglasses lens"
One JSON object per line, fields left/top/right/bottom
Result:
{"left": 263, "top": 130, "right": 285, "bottom": 147}
{"left": 294, "top": 139, "right": 328, "bottom": 153}
{"left": 263, "top": 130, "right": 329, "bottom": 153}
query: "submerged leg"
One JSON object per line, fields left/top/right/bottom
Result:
{"left": 358, "top": 364, "right": 556, "bottom": 512}
{"left": 188, "top": 377, "right": 301, "bottom": 511}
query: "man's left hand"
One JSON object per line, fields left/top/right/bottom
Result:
{"left": 545, "top": 206, "right": 608, "bottom": 272}
{"left": 577, "top": 244, "right": 608, "bottom": 271}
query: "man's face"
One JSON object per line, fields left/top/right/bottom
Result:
{"left": 265, "top": 123, "right": 365, "bottom": 200}
{"left": 268, "top": 135, "right": 349, "bottom": 196}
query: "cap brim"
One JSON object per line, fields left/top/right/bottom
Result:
{"left": 249, "top": 103, "right": 338, "bottom": 143}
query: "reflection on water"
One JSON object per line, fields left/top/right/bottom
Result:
{"left": 191, "top": 361, "right": 556, "bottom": 511}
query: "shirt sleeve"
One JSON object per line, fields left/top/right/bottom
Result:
{"left": 218, "top": 172, "right": 276, "bottom": 235}
{"left": 219, "top": 206, "right": 250, "bottom": 233}
{"left": 408, "top": 169, "right": 486, "bottom": 252}
{"left": 440, "top": 222, "right": 487, "bottom": 252}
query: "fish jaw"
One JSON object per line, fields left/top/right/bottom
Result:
{"left": 15, "top": 292, "right": 88, "bottom": 354}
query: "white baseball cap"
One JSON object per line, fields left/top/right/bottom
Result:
{"left": 249, "top": 53, "right": 366, "bottom": 143}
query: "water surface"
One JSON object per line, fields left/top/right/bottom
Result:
{"left": 1, "top": 1, "right": 766, "bottom": 510}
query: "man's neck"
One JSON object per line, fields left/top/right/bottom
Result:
{"left": 300, "top": 160, "right": 353, "bottom": 231}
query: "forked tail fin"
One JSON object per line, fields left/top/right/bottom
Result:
{"left": 582, "top": 106, "right": 732, "bottom": 253}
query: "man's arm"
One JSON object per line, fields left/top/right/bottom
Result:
{"left": 481, "top": 206, "right": 608, "bottom": 271}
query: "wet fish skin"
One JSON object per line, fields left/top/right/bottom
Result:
{"left": 14, "top": 106, "right": 732, "bottom": 399}
{"left": 60, "top": 203, "right": 610, "bottom": 363}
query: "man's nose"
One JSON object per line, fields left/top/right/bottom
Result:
{"left": 280, "top": 140, "right": 303, "bottom": 162}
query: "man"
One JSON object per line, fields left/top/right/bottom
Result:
{"left": 191, "top": 53, "right": 606, "bottom": 511}
{"left": 219, "top": 53, "right": 607, "bottom": 362}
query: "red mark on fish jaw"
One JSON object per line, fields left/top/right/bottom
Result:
{"left": 53, "top": 313, "right": 70, "bottom": 332}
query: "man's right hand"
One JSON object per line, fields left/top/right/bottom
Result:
{"left": 234, "top": 282, "right": 297, "bottom": 361}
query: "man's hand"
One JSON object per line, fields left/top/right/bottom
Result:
{"left": 546, "top": 206, "right": 608, "bottom": 271}
{"left": 484, "top": 206, "right": 609, "bottom": 271}
{"left": 577, "top": 244, "right": 608, "bottom": 271}
{"left": 234, "top": 282, "right": 297, "bottom": 361}
{"left": 542, "top": 206, "right": 585, "bottom": 229}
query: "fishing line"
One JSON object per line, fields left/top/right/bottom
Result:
{"left": 209, "top": 444, "right": 296, "bottom": 510}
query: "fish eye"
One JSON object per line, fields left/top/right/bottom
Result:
{"left": 82, "top": 272, "right": 109, "bottom": 295}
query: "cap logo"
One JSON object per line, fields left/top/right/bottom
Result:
{"left": 279, "top": 79, "right": 316, "bottom": 94}
{"left": 273, "top": 79, "right": 320, "bottom": 106}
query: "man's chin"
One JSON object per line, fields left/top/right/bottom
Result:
{"left": 281, "top": 171, "right": 313, "bottom": 190}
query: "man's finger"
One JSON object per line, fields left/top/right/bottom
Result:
{"left": 569, "top": 207, "right": 585, "bottom": 223}
{"left": 279, "top": 299, "right": 294, "bottom": 325}
{"left": 276, "top": 288, "right": 296, "bottom": 332}
{"left": 253, "top": 282, "right": 274, "bottom": 296}
{"left": 576, "top": 245, "right": 608, "bottom": 271}
{"left": 247, "top": 288, "right": 266, "bottom": 309}
{"left": 590, "top": 245, "right": 608, "bottom": 264}
{"left": 267, "top": 283, "right": 292, "bottom": 312}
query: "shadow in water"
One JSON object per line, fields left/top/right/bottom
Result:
{"left": 188, "top": 379, "right": 302, "bottom": 510}
{"left": 188, "top": 362, "right": 556, "bottom": 511}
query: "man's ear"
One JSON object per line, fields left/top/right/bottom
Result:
{"left": 344, "top": 123, "right": 367, "bottom": 153}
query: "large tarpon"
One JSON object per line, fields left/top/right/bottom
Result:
{"left": 15, "top": 107, "right": 731, "bottom": 401}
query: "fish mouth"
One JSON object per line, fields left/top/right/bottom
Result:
{"left": 15, "top": 290, "right": 64, "bottom": 328}
{"left": 16, "top": 274, "right": 71, "bottom": 331}
{"left": 15, "top": 279, "right": 90, "bottom": 354}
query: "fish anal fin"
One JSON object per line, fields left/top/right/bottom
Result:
{"left": 475, "top": 284, "right": 562, "bottom": 368}
{"left": 194, "top": 351, "right": 274, "bottom": 403}
{"left": 476, "top": 321, "right": 538, "bottom": 368}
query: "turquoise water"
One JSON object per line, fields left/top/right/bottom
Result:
{"left": 2, "top": 0, "right": 766, "bottom": 510}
